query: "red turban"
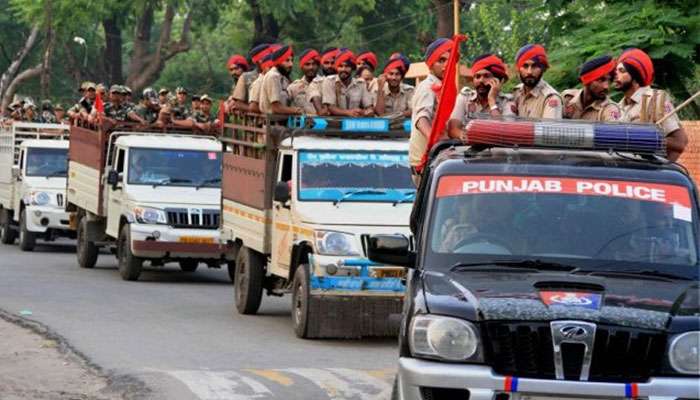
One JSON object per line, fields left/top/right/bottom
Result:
{"left": 579, "top": 55, "right": 616, "bottom": 85}
{"left": 260, "top": 44, "right": 282, "bottom": 69}
{"left": 227, "top": 55, "right": 248, "bottom": 70}
{"left": 334, "top": 50, "right": 356, "bottom": 70}
{"left": 425, "top": 38, "right": 454, "bottom": 68}
{"left": 515, "top": 44, "right": 548, "bottom": 70}
{"left": 618, "top": 48, "right": 654, "bottom": 86}
{"left": 299, "top": 49, "right": 320, "bottom": 67}
{"left": 471, "top": 54, "right": 507, "bottom": 80}
{"left": 356, "top": 52, "right": 378, "bottom": 69}
{"left": 270, "top": 45, "right": 293, "bottom": 66}
{"left": 321, "top": 48, "right": 340, "bottom": 64}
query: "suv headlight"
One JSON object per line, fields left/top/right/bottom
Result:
{"left": 27, "top": 191, "right": 51, "bottom": 206}
{"left": 133, "top": 206, "right": 167, "bottom": 225}
{"left": 409, "top": 315, "right": 482, "bottom": 361}
{"left": 314, "top": 230, "right": 360, "bottom": 256}
{"left": 669, "top": 331, "right": 700, "bottom": 374}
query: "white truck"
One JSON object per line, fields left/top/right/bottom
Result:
{"left": 221, "top": 115, "right": 413, "bottom": 338}
{"left": 66, "top": 123, "right": 235, "bottom": 281}
{"left": 0, "top": 122, "right": 74, "bottom": 251}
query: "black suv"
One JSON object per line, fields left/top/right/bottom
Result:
{"left": 369, "top": 122, "right": 700, "bottom": 400}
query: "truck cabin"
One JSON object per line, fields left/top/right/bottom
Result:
{"left": 18, "top": 140, "right": 69, "bottom": 181}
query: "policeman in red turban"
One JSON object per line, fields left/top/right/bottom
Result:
{"left": 288, "top": 49, "right": 321, "bottom": 114}
{"left": 321, "top": 50, "right": 374, "bottom": 117}
{"left": 614, "top": 48, "right": 687, "bottom": 161}
{"left": 356, "top": 51, "right": 378, "bottom": 90}
{"left": 511, "top": 44, "right": 562, "bottom": 119}
{"left": 561, "top": 55, "right": 621, "bottom": 122}
{"left": 227, "top": 54, "right": 249, "bottom": 88}
{"left": 374, "top": 53, "right": 413, "bottom": 118}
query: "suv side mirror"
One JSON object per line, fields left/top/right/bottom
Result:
{"left": 366, "top": 234, "right": 415, "bottom": 268}
{"left": 274, "top": 181, "right": 291, "bottom": 204}
{"left": 107, "top": 170, "right": 122, "bottom": 190}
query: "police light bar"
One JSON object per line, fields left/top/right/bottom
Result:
{"left": 288, "top": 116, "right": 410, "bottom": 134}
{"left": 464, "top": 120, "right": 665, "bottom": 155}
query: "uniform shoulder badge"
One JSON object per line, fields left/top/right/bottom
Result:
{"left": 547, "top": 96, "right": 561, "bottom": 108}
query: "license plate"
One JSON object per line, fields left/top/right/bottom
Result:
{"left": 179, "top": 236, "right": 215, "bottom": 244}
{"left": 374, "top": 269, "right": 404, "bottom": 278}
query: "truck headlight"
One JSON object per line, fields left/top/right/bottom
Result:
{"left": 28, "top": 191, "right": 51, "bottom": 206}
{"left": 669, "top": 331, "right": 700, "bottom": 374}
{"left": 409, "top": 315, "right": 482, "bottom": 362}
{"left": 314, "top": 230, "right": 360, "bottom": 256}
{"left": 133, "top": 207, "right": 167, "bottom": 225}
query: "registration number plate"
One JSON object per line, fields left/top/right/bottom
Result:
{"left": 179, "top": 236, "right": 215, "bottom": 244}
{"left": 374, "top": 269, "right": 404, "bottom": 278}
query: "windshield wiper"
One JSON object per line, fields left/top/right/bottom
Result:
{"left": 393, "top": 190, "right": 416, "bottom": 206}
{"left": 45, "top": 170, "right": 67, "bottom": 178}
{"left": 333, "top": 189, "right": 388, "bottom": 206}
{"left": 195, "top": 177, "right": 221, "bottom": 190}
{"left": 450, "top": 259, "right": 579, "bottom": 273}
{"left": 151, "top": 178, "right": 193, "bottom": 188}
{"left": 578, "top": 269, "right": 691, "bottom": 282}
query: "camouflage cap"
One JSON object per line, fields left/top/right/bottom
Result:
{"left": 124, "top": 86, "right": 132, "bottom": 95}
{"left": 158, "top": 88, "right": 169, "bottom": 95}
{"left": 175, "top": 86, "right": 187, "bottom": 94}
{"left": 23, "top": 102, "right": 36, "bottom": 110}
{"left": 41, "top": 100, "right": 53, "bottom": 110}
{"left": 191, "top": 94, "right": 201, "bottom": 101}
{"left": 142, "top": 87, "right": 159, "bottom": 105}
{"left": 80, "top": 81, "right": 96, "bottom": 91}
{"left": 53, "top": 103, "right": 64, "bottom": 111}
{"left": 199, "top": 94, "right": 212, "bottom": 103}
{"left": 109, "top": 84, "right": 122, "bottom": 93}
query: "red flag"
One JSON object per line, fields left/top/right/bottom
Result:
{"left": 420, "top": 34, "right": 467, "bottom": 169}
{"left": 94, "top": 92, "right": 104, "bottom": 114}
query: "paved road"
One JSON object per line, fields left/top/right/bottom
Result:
{"left": 0, "top": 240, "right": 398, "bottom": 399}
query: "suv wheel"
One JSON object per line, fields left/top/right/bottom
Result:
{"left": 118, "top": 224, "right": 142, "bottom": 281}
{"left": 292, "top": 264, "right": 311, "bottom": 338}
{"left": 76, "top": 216, "right": 98, "bottom": 269}
{"left": 18, "top": 209, "right": 36, "bottom": 251}
{"left": 0, "top": 209, "right": 16, "bottom": 244}
{"left": 234, "top": 246, "right": 264, "bottom": 314}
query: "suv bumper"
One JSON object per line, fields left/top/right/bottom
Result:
{"left": 25, "top": 206, "right": 73, "bottom": 233}
{"left": 130, "top": 224, "right": 232, "bottom": 259}
{"left": 397, "top": 357, "right": 699, "bottom": 400}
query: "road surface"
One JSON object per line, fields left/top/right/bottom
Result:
{"left": 0, "top": 240, "right": 398, "bottom": 399}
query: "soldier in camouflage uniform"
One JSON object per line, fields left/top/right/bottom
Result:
{"left": 190, "top": 94, "right": 219, "bottom": 134}
{"left": 171, "top": 87, "right": 191, "bottom": 120}
{"left": 131, "top": 88, "right": 160, "bottom": 124}
{"left": 23, "top": 103, "right": 40, "bottom": 122}
{"left": 40, "top": 100, "right": 57, "bottom": 123}
{"left": 67, "top": 81, "right": 96, "bottom": 122}
{"left": 53, "top": 104, "right": 68, "bottom": 124}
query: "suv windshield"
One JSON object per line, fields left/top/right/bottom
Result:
{"left": 428, "top": 175, "right": 697, "bottom": 275}
{"left": 128, "top": 148, "right": 221, "bottom": 188}
{"left": 25, "top": 147, "right": 68, "bottom": 177}
{"left": 298, "top": 150, "right": 413, "bottom": 203}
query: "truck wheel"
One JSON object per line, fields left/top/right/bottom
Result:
{"left": 118, "top": 224, "right": 142, "bottom": 281}
{"left": 76, "top": 216, "right": 98, "bottom": 269}
{"left": 18, "top": 209, "right": 36, "bottom": 252}
{"left": 234, "top": 246, "right": 264, "bottom": 315}
{"left": 292, "top": 264, "right": 311, "bottom": 338}
{"left": 179, "top": 259, "right": 199, "bottom": 272}
{"left": 0, "top": 209, "right": 16, "bottom": 244}
{"left": 227, "top": 261, "right": 236, "bottom": 282}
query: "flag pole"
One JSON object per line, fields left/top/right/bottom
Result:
{"left": 453, "top": 0, "right": 460, "bottom": 88}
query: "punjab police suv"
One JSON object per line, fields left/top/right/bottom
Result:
{"left": 367, "top": 119, "right": 700, "bottom": 399}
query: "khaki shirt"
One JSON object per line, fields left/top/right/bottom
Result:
{"left": 373, "top": 82, "right": 414, "bottom": 117}
{"left": 449, "top": 87, "right": 514, "bottom": 125}
{"left": 562, "top": 88, "right": 621, "bottom": 122}
{"left": 307, "top": 76, "right": 325, "bottom": 101}
{"left": 248, "top": 73, "right": 265, "bottom": 104}
{"left": 512, "top": 79, "right": 562, "bottom": 119}
{"left": 321, "top": 75, "right": 373, "bottom": 109}
{"left": 232, "top": 70, "right": 259, "bottom": 102}
{"left": 409, "top": 73, "right": 440, "bottom": 168}
{"left": 287, "top": 77, "right": 317, "bottom": 115}
{"left": 260, "top": 67, "right": 291, "bottom": 114}
{"left": 619, "top": 86, "right": 680, "bottom": 136}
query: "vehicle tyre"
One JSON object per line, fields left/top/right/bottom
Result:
{"left": 227, "top": 260, "right": 235, "bottom": 282}
{"left": 234, "top": 246, "right": 264, "bottom": 315}
{"left": 76, "top": 216, "right": 98, "bottom": 269}
{"left": 118, "top": 224, "right": 142, "bottom": 281}
{"left": 179, "top": 259, "right": 199, "bottom": 272}
{"left": 0, "top": 209, "right": 16, "bottom": 244}
{"left": 292, "top": 264, "right": 311, "bottom": 339}
{"left": 18, "top": 209, "right": 36, "bottom": 251}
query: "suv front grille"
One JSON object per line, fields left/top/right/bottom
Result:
{"left": 165, "top": 208, "right": 219, "bottom": 229}
{"left": 56, "top": 193, "right": 64, "bottom": 207}
{"left": 482, "top": 321, "right": 666, "bottom": 382}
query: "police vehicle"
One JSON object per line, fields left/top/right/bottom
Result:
{"left": 367, "top": 119, "right": 700, "bottom": 399}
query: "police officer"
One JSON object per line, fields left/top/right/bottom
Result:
{"left": 356, "top": 51, "right": 378, "bottom": 90}
{"left": 158, "top": 88, "right": 170, "bottom": 106}
{"left": 227, "top": 54, "right": 249, "bottom": 94}
{"left": 231, "top": 43, "right": 274, "bottom": 111}
{"left": 614, "top": 48, "right": 688, "bottom": 161}
{"left": 171, "top": 87, "right": 191, "bottom": 120}
{"left": 373, "top": 53, "right": 413, "bottom": 118}
{"left": 562, "top": 55, "right": 621, "bottom": 122}
{"left": 409, "top": 38, "right": 453, "bottom": 186}
{"left": 260, "top": 45, "right": 302, "bottom": 115}
{"left": 287, "top": 49, "right": 321, "bottom": 115}
{"left": 321, "top": 49, "right": 374, "bottom": 117}
{"left": 511, "top": 44, "right": 562, "bottom": 119}
{"left": 132, "top": 88, "right": 160, "bottom": 124}
{"left": 307, "top": 47, "right": 340, "bottom": 116}
{"left": 248, "top": 45, "right": 281, "bottom": 114}
{"left": 448, "top": 53, "right": 514, "bottom": 138}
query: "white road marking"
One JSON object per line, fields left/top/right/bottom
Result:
{"left": 284, "top": 368, "right": 390, "bottom": 400}
{"left": 167, "top": 370, "right": 271, "bottom": 400}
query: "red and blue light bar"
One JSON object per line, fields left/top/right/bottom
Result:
{"left": 465, "top": 120, "right": 665, "bottom": 155}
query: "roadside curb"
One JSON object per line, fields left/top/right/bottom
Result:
{"left": 0, "top": 308, "right": 151, "bottom": 400}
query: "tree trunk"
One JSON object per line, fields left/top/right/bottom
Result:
{"left": 434, "top": 0, "right": 454, "bottom": 38}
{"left": 247, "top": 0, "right": 279, "bottom": 45}
{"left": 0, "top": 26, "right": 40, "bottom": 103}
{"left": 103, "top": 16, "right": 123, "bottom": 84}
{"left": 125, "top": 2, "right": 192, "bottom": 93}
{"left": 40, "top": 0, "right": 54, "bottom": 99}
{"left": 1, "top": 64, "right": 43, "bottom": 113}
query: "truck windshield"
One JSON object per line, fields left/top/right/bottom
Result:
{"left": 298, "top": 150, "right": 413, "bottom": 202}
{"left": 128, "top": 148, "right": 221, "bottom": 188}
{"left": 428, "top": 175, "right": 698, "bottom": 275}
{"left": 25, "top": 148, "right": 68, "bottom": 177}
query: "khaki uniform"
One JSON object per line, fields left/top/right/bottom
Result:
{"left": 562, "top": 88, "right": 621, "bottom": 122}
{"left": 248, "top": 73, "right": 265, "bottom": 105}
{"left": 449, "top": 87, "right": 514, "bottom": 125}
{"left": 307, "top": 76, "right": 325, "bottom": 101}
{"left": 619, "top": 86, "right": 680, "bottom": 136}
{"left": 409, "top": 73, "right": 440, "bottom": 169}
{"left": 287, "top": 77, "right": 317, "bottom": 115}
{"left": 260, "top": 67, "right": 291, "bottom": 114}
{"left": 232, "top": 70, "right": 259, "bottom": 102}
{"left": 512, "top": 79, "right": 562, "bottom": 119}
{"left": 372, "top": 82, "right": 414, "bottom": 117}
{"left": 321, "top": 75, "right": 373, "bottom": 109}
